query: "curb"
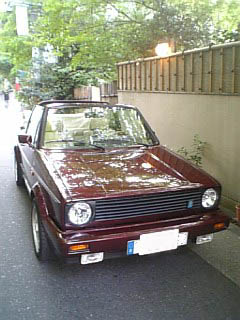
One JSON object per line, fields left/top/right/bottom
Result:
{"left": 230, "top": 218, "right": 240, "bottom": 227}
{"left": 220, "top": 206, "right": 240, "bottom": 228}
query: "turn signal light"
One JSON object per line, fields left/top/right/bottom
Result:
{"left": 69, "top": 244, "right": 89, "bottom": 252}
{"left": 214, "top": 223, "right": 225, "bottom": 230}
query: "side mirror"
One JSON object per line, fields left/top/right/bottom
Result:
{"left": 18, "top": 135, "right": 32, "bottom": 145}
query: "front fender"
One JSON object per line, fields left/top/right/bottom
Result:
{"left": 14, "top": 145, "right": 22, "bottom": 163}
{"left": 32, "top": 183, "right": 49, "bottom": 218}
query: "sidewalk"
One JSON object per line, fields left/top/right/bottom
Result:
{"left": 0, "top": 92, "right": 24, "bottom": 148}
{"left": 220, "top": 206, "right": 240, "bottom": 232}
{"left": 190, "top": 223, "right": 240, "bottom": 288}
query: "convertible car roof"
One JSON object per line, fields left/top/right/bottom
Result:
{"left": 39, "top": 100, "right": 109, "bottom": 106}
{"left": 38, "top": 100, "right": 137, "bottom": 110}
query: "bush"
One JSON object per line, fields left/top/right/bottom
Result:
{"left": 16, "top": 62, "right": 103, "bottom": 109}
{"left": 177, "top": 134, "right": 207, "bottom": 167}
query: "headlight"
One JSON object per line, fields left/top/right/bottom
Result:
{"left": 68, "top": 202, "right": 92, "bottom": 225}
{"left": 202, "top": 188, "right": 218, "bottom": 208}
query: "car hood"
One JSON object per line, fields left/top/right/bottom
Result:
{"left": 42, "top": 148, "right": 202, "bottom": 201}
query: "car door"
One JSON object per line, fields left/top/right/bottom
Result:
{"left": 20, "top": 105, "right": 44, "bottom": 189}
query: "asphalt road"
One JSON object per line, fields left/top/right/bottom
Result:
{"left": 0, "top": 104, "right": 240, "bottom": 320}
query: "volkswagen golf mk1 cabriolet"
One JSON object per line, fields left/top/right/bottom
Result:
{"left": 14, "top": 100, "right": 230, "bottom": 264}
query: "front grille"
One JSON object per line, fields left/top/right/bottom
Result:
{"left": 94, "top": 189, "right": 202, "bottom": 221}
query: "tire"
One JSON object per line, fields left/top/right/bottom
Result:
{"left": 14, "top": 154, "right": 24, "bottom": 186}
{"left": 31, "top": 200, "right": 54, "bottom": 262}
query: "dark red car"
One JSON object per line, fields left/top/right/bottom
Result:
{"left": 14, "top": 100, "right": 230, "bottom": 264}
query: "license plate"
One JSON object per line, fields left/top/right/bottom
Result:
{"left": 127, "top": 230, "right": 188, "bottom": 256}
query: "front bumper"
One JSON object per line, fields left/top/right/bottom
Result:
{"left": 43, "top": 210, "right": 230, "bottom": 263}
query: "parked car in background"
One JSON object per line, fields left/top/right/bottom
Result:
{"left": 14, "top": 100, "right": 230, "bottom": 264}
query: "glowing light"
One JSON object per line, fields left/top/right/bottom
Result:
{"left": 155, "top": 43, "right": 171, "bottom": 57}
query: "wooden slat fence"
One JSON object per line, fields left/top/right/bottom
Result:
{"left": 100, "top": 80, "right": 118, "bottom": 97}
{"left": 117, "top": 41, "right": 240, "bottom": 95}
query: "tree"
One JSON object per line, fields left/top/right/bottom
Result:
{"left": 33, "top": 0, "right": 217, "bottom": 65}
{"left": 0, "top": 0, "right": 240, "bottom": 102}
{"left": 0, "top": 54, "right": 12, "bottom": 79}
{"left": 211, "top": 0, "right": 240, "bottom": 43}
{"left": 0, "top": 10, "right": 32, "bottom": 80}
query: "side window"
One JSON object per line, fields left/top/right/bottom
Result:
{"left": 26, "top": 105, "right": 44, "bottom": 145}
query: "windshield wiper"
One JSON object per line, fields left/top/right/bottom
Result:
{"left": 126, "top": 142, "right": 160, "bottom": 148}
{"left": 128, "top": 143, "right": 153, "bottom": 148}
{"left": 44, "top": 139, "right": 88, "bottom": 145}
{"left": 87, "top": 143, "right": 105, "bottom": 151}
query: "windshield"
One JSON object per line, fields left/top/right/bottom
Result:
{"left": 42, "top": 105, "right": 158, "bottom": 149}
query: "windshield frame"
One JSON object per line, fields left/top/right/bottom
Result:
{"left": 39, "top": 103, "right": 160, "bottom": 151}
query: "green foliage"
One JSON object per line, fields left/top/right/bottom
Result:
{"left": 1, "top": 0, "right": 240, "bottom": 107}
{"left": 209, "top": 0, "right": 240, "bottom": 44}
{"left": 33, "top": 0, "right": 218, "bottom": 65}
{"left": 17, "top": 62, "right": 105, "bottom": 107}
{"left": 124, "top": 0, "right": 215, "bottom": 52}
{"left": 177, "top": 134, "right": 207, "bottom": 167}
{"left": 0, "top": 10, "right": 32, "bottom": 78}
{"left": 0, "top": 54, "right": 12, "bottom": 79}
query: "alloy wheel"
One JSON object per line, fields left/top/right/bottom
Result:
{"left": 32, "top": 204, "right": 40, "bottom": 254}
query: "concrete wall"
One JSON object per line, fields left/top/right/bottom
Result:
{"left": 118, "top": 91, "right": 240, "bottom": 210}
{"left": 101, "top": 96, "right": 118, "bottom": 104}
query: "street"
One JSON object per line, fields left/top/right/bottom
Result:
{"left": 0, "top": 100, "right": 240, "bottom": 320}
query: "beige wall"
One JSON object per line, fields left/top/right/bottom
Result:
{"left": 118, "top": 91, "right": 240, "bottom": 209}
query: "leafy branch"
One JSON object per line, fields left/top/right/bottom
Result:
{"left": 177, "top": 134, "right": 207, "bottom": 167}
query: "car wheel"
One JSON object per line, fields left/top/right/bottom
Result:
{"left": 31, "top": 200, "right": 53, "bottom": 261}
{"left": 14, "top": 155, "right": 24, "bottom": 186}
